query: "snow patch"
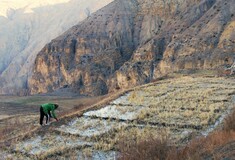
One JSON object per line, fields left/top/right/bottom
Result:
{"left": 76, "top": 150, "right": 118, "bottom": 160}
{"left": 57, "top": 117, "right": 127, "bottom": 137}
{"left": 0, "top": 115, "right": 11, "bottom": 120}
{"left": 83, "top": 105, "right": 145, "bottom": 120}
{"left": 15, "top": 135, "right": 92, "bottom": 156}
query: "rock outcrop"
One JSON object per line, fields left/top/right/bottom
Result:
{"left": 29, "top": 0, "right": 235, "bottom": 96}
{"left": 0, "top": 0, "right": 113, "bottom": 95}
{"left": 29, "top": 0, "right": 138, "bottom": 95}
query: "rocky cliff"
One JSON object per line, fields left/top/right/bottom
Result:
{"left": 29, "top": 0, "right": 235, "bottom": 96}
{"left": 0, "top": 0, "right": 113, "bottom": 95}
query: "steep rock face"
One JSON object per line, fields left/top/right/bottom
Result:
{"left": 29, "top": 0, "right": 235, "bottom": 95}
{"left": 110, "top": 0, "right": 235, "bottom": 90}
{"left": 154, "top": 0, "right": 235, "bottom": 76}
{"left": 0, "top": 0, "right": 113, "bottom": 95}
{"left": 29, "top": 0, "right": 138, "bottom": 95}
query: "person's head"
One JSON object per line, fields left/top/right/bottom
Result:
{"left": 54, "top": 104, "right": 59, "bottom": 109}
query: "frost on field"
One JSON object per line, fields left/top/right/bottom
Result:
{"left": 12, "top": 77, "right": 235, "bottom": 158}
{"left": 57, "top": 117, "right": 127, "bottom": 137}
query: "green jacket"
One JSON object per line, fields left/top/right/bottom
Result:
{"left": 41, "top": 103, "right": 57, "bottom": 119}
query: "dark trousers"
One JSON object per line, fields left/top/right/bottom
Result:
{"left": 40, "top": 106, "right": 52, "bottom": 125}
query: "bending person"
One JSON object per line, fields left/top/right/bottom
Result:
{"left": 40, "top": 103, "right": 59, "bottom": 126}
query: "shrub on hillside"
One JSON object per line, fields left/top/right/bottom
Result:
{"left": 216, "top": 67, "right": 230, "bottom": 77}
{"left": 118, "top": 133, "right": 172, "bottom": 160}
{"left": 224, "top": 108, "right": 235, "bottom": 131}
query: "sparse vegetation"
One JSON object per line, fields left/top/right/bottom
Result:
{"left": 224, "top": 108, "right": 235, "bottom": 132}
{"left": 0, "top": 115, "right": 37, "bottom": 143}
{"left": 118, "top": 129, "right": 171, "bottom": 160}
{"left": 118, "top": 106, "right": 235, "bottom": 160}
{"left": 1, "top": 76, "right": 235, "bottom": 159}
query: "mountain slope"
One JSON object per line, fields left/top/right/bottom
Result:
{"left": 29, "top": 0, "right": 138, "bottom": 95}
{"left": 0, "top": 0, "right": 113, "bottom": 95}
{"left": 29, "top": 0, "right": 235, "bottom": 95}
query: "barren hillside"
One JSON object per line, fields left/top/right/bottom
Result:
{"left": 29, "top": 0, "right": 235, "bottom": 95}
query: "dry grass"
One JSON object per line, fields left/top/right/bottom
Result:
{"left": 58, "top": 95, "right": 107, "bottom": 118}
{"left": 118, "top": 106, "right": 235, "bottom": 160}
{"left": 224, "top": 109, "right": 235, "bottom": 132}
{"left": 118, "top": 130, "right": 235, "bottom": 160}
{"left": 118, "top": 129, "right": 172, "bottom": 160}
{"left": 123, "top": 76, "right": 235, "bottom": 141}
{"left": 2, "top": 75, "right": 235, "bottom": 159}
{"left": 0, "top": 116, "right": 37, "bottom": 143}
{"left": 168, "top": 131, "right": 235, "bottom": 160}
{"left": 119, "top": 137, "right": 171, "bottom": 160}
{"left": 61, "top": 88, "right": 133, "bottom": 119}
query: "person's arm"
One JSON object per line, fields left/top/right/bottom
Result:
{"left": 51, "top": 107, "right": 58, "bottom": 121}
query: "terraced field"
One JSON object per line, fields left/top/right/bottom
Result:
{"left": 2, "top": 76, "right": 235, "bottom": 159}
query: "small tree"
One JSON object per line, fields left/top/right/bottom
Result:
{"left": 6, "top": 8, "right": 15, "bottom": 20}
{"left": 225, "top": 61, "right": 235, "bottom": 75}
{"left": 85, "top": 7, "right": 91, "bottom": 18}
